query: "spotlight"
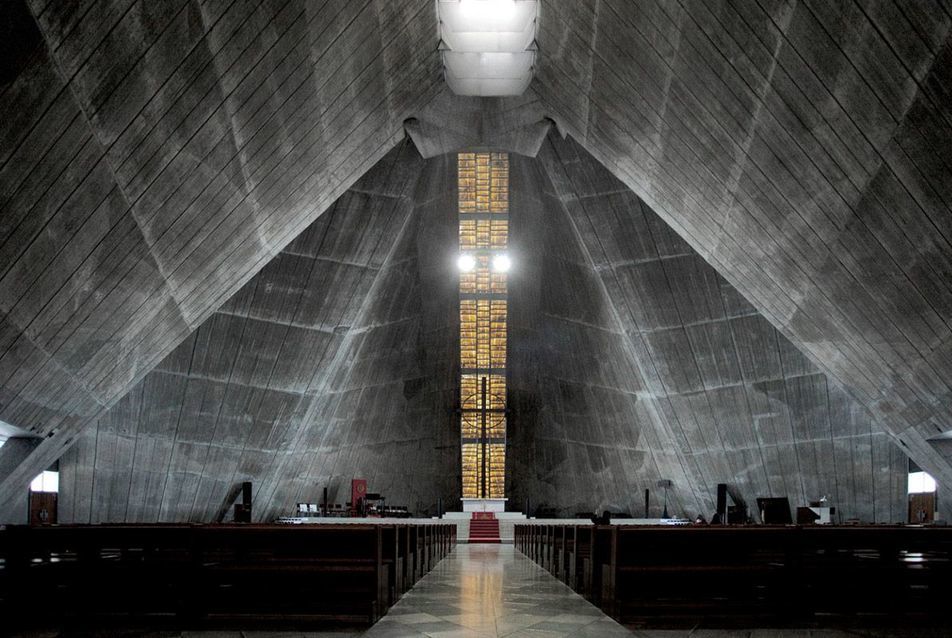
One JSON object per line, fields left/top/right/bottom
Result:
{"left": 492, "top": 254, "right": 511, "bottom": 272}
{"left": 457, "top": 254, "right": 477, "bottom": 272}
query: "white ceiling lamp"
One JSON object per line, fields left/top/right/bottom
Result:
{"left": 457, "top": 253, "right": 477, "bottom": 272}
{"left": 492, "top": 254, "right": 512, "bottom": 273}
{"left": 437, "top": 0, "right": 539, "bottom": 97}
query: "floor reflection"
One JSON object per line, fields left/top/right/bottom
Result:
{"left": 363, "top": 544, "right": 629, "bottom": 637}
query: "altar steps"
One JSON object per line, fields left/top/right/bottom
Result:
{"left": 468, "top": 513, "right": 500, "bottom": 543}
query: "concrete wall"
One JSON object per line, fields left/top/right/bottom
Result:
{"left": 532, "top": 134, "right": 907, "bottom": 522}
{"left": 507, "top": 153, "right": 664, "bottom": 518}
{"left": 251, "top": 153, "right": 463, "bottom": 519}
{"left": 58, "top": 140, "right": 908, "bottom": 524}
{"left": 58, "top": 142, "right": 444, "bottom": 522}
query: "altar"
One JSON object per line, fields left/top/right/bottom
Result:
{"left": 461, "top": 498, "right": 507, "bottom": 513}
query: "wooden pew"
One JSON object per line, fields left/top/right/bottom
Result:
{"left": 605, "top": 526, "right": 790, "bottom": 624}
{"left": 397, "top": 524, "right": 411, "bottom": 595}
{"left": 0, "top": 522, "right": 453, "bottom": 631}
{"left": 573, "top": 525, "right": 593, "bottom": 598}
{"left": 559, "top": 526, "right": 575, "bottom": 586}
{"left": 514, "top": 524, "right": 952, "bottom": 628}
{"left": 382, "top": 525, "right": 400, "bottom": 606}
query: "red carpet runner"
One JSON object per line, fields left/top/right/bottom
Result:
{"left": 468, "top": 512, "right": 500, "bottom": 543}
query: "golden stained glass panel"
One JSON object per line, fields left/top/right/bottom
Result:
{"left": 459, "top": 300, "right": 507, "bottom": 369}
{"left": 461, "top": 442, "right": 506, "bottom": 499}
{"left": 461, "top": 412, "right": 506, "bottom": 439}
{"left": 460, "top": 374, "right": 506, "bottom": 411}
{"left": 458, "top": 151, "right": 509, "bottom": 501}
{"left": 458, "top": 153, "right": 509, "bottom": 213}
{"left": 459, "top": 219, "right": 508, "bottom": 251}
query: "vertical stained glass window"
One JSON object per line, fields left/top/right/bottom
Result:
{"left": 458, "top": 152, "right": 508, "bottom": 499}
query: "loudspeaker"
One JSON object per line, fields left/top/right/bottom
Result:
{"left": 716, "top": 483, "right": 728, "bottom": 522}
{"left": 351, "top": 478, "right": 367, "bottom": 514}
{"left": 234, "top": 481, "right": 252, "bottom": 522}
{"left": 234, "top": 503, "right": 251, "bottom": 523}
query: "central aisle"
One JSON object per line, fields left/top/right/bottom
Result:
{"left": 363, "top": 544, "right": 632, "bottom": 637}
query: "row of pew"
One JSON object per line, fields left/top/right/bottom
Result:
{"left": 515, "top": 523, "right": 952, "bottom": 628}
{"left": 0, "top": 522, "right": 455, "bottom": 629}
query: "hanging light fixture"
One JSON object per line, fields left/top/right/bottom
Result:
{"left": 437, "top": 0, "right": 539, "bottom": 96}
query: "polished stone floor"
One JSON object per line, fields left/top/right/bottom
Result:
{"left": 363, "top": 544, "right": 629, "bottom": 637}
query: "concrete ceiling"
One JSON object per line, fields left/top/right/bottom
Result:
{"left": 404, "top": 88, "right": 553, "bottom": 158}
{"left": 1, "top": 0, "right": 950, "bottom": 521}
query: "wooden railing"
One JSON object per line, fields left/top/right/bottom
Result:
{"left": 0, "top": 522, "right": 455, "bottom": 630}
{"left": 515, "top": 523, "right": 952, "bottom": 627}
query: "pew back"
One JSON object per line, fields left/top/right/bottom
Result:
{"left": 0, "top": 522, "right": 455, "bottom": 630}
{"left": 515, "top": 524, "right": 952, "bottom": 628}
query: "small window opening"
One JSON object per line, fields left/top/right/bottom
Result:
{"left": 30, "top": 469, "right": 59, "bottom": 493}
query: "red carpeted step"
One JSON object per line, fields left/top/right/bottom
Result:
{"left": 468, "top": 513, "right": 501, "bottom": 543}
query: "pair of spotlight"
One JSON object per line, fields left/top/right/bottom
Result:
{"left": 458, "top": 253, "right": 511, "bottom": 273}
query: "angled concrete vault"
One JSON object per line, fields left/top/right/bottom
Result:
{"left": 2, "top": 0, "right": 951, "bottom": 523}
{"left": 530, "top": 1, "right": 952, "bottom": 508}
{"left": 55, "top": 134, "right": 906, "bottom": 524}
{"left": 512, "top": 133, "right": 906, "bottom": 521}
{"left": 0, "top": 0, "right": 442, "bottom": 519}
{"left": 58, "top": 141, "right": 460, "bottom": 522}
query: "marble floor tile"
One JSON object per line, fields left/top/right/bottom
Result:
{"left": 362, "top": 545, "right": 631, "bottom": 637}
